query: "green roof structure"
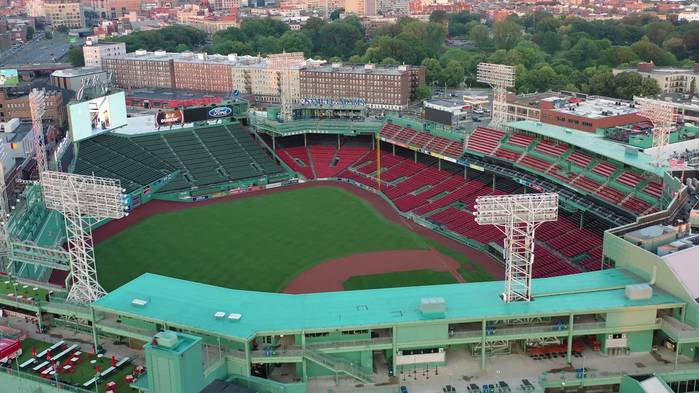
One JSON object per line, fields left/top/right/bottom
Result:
{"left": 506, "top": 120, "right": 668, "bottom": 177}
{"left": 94, "top": 269, "right": 682, "bottom": 340}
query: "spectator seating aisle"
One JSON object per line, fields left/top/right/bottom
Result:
{"left": 308, "top": 145, "right": 337, "bottom": 178}
{"left": 279, "top": 146, "right": 315, "bottom": 179}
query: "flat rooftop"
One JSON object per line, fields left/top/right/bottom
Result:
{"left": 114, "top": 51, "right": 271, "bottom": 68}
{"left": 506, "top": 120, "right": 667, "bottom": 177}
{"left": 302, "top": 64, "right": 416, "bottom": 75}
{"left": 546, "top": 96, "right": 639, "bottom": 119}
{"left": 94, "top": 269, "right": 682, "bottom": 340}
{"left": 507, "top": 92, "right": 559, "bottom": 107}
{"left": 127, "top": 88, "right": 224, "bottom": 101}
{"left": 617, "top": 66, "right": 698, "bottom": 75}
{"left": 50, "top": 66, "right": 104, "bottom": 78}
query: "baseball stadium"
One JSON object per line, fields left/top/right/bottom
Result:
{"left": 1, "top": 76, "right": 699, "bottom": 393}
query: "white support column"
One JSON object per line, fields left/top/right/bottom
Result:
{"left": 638, "top": 97, "right": 676, "bottom": 167}
{"left": 477, "top": 63, "right": 515, "bottom": 130}
{"left": 41, "top": 171, "right": 127, "bottom": 303}
{"left": 475, "top": 193, "right": 558, "bottom": 302}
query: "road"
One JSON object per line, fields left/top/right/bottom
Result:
{"left": 0, "top": 33, "right": 83, "bottom": 67}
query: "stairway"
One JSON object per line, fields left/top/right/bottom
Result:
{"left": 303, "top": 348, "right": 373, "bottom": 383}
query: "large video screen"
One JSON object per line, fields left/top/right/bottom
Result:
{"left": 0, "top": 69, "right": 19, "bottom": 87}
{"left": 69, "top": 92, "right": 127, "bottom": 142}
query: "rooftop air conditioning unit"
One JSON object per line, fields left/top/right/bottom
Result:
{"left": 134, "top": 49, "right": 147, "bottom": 56}
{"left": 153, "top": 331, "right": 179, "bottom": 349}
{"left": 153, "top": 50, "right": 166, "bottom": 57}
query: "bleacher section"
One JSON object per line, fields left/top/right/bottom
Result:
{"left": 378, "top": 123, "right": 465, "bottom": 159}
{"left": 73, "top": 124, "right": 286, "bottom": 194}
{"left": 466, "top": 127, "right": 505, "bottom": 155}
{"left": 461, "top": 127, "right": 664, "bottom": 215}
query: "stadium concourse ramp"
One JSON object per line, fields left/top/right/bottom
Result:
{"left": 71, "top": 122, "right": 291, "bottom": 203}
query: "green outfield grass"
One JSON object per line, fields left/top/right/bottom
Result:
{"left": 343, "top": 269, "right": 457, "bottom": 290}
{"left": 95, "top": 186, "right": 492, "bottom": 292}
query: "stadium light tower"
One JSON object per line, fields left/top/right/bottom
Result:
{"left": 477, "top": 62, "right": 515, "bottom": 130}
{"left": 474, "top": 193, "right": 558, "bottom": 303}
{"left": 637, "top": 97, "right": 676, "bottom": 166}
{"left": 29, "top": 89, "right": 48, "bottom": 177}
{"left": 41, "top": 171, "right": 126, "bottom": 303}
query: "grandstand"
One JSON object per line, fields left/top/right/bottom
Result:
{"left": 72, "top": 123, "right": 289, "bottom": 198}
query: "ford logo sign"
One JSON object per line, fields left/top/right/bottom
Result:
{"left": 208, "top": 106, "right": 233, "bottom": 118}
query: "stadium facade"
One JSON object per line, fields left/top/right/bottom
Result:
{"left": 1, "top": 95, "right": 698, "bottom": 393}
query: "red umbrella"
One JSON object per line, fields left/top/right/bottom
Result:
{"left": 31, "top": 346, "right": 36, "bottom": 357}
{"left": 46, "top": 351, "right": 51, "bottom": 361}
{"left": 111, "top": 355, "right": 117, "bottom": 367}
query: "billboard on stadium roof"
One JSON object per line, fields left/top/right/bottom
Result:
{"left": 69, "top": 92, "right": 127, "bottom": 142}
{"left": 0, "top": 69, "right": 19, "bottom": 87}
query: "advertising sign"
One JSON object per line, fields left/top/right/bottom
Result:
{"left": 68, "top": 92, "right": 127, "bottom": 142}
{"left": 182, "top": 104, "right": 236, "bottom": 123}
{"left": 0, "top": 69, "right": 19, "bottom": 87}
{"left": 155, "top": 110, "right": 184, "bottom": 127}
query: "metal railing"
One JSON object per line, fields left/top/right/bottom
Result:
{"left": 304, "top": 348, "right": 373, "bottom": 383}
{"left": 661, "top": 316, "right": 699, "bottom": 341}
{"left": 0, "top": 364, "right": 95, "bottom": 392}
{"left": 306, "top": 337, "right": 392, "bottom": 350}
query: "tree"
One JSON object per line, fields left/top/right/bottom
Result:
{"left": 107, "top": 26, "right": 207, "bottom": 52}
{"left": 645, "top": 22, "right": 670, "bottom": 46}
{"left": 662, "top": 36, "right": 687, "bottom": 59}
{"left": 381, "top": 57, "right": 398, "bottom": 65}
{"left": 240, "top": 18, "right": 289, "bottom": 38}
{"left": 55, "top": 25, "right": 69, "bottom": 33}
{"left": 317, "top": 22, "right": 363, "bottom": 59}
{"left": 414, "top": 85, "right": 432, "bottom": 101}
{"left": 469, "top": 24, "right": 490, "bottom": 50}
{"left": 631, "top": 39, "right": 676, "bottom": 66}
{"left": 429, "top": 10, "right": 448, "bottom": 25}
{"left": 329, "top": 8, "right": 344, "bottom": 20}
{"left": 279, "top": 31, "right": 312, "bottom": 56}
{"left": 421, "top": 58, "right": 443, "bottom": 84}
{"left": 174, "top": 43, "right": 189, "bottom": 52}
{"left": 26, "top": 26, "right": 35, "bottom": 40}
{"left": 442, "top": 60, "right": 464, "bottom": 87}
{"left": 68, "top": 46, "right": 84, "bottom": 67}
{"left": 598, "top": 46, "right": 638, "bottom": 66}
{"left": 348, "top": 55, "right": 362, "bottom": 63}
{"left": 44, "top": 31, "right": 52, "bottom": 40}
{"left": 613, "top": 71, "right": 660, "bottom": 99}
{"left": 253, "top": 36, "right": 280, "bottom": 55}
{"left": 588, "top": 68, "right": 615, "bottom": 96}
{"left": 534, "top": 31, "right": 560, "bottom": 54}
{"left": 493, "top": 20, "right": 522, "bottom": 50}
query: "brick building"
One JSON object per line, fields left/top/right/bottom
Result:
{"left": 102, "top": 51, "right": 424, "bottom": 109}
{"left": 539, "top": 96, "right": 644, "bottom": 133}
{"left": 300, "top": 63, "right": 425, "bottom": 110}
{"left": 0, "top": 89, "right": 68, "bottom": 125}
{"left": 505, "top": 92, "right": 646, "bottom": 133}
{"left": 82, "top": 38, "right": 126, "bottom": 68}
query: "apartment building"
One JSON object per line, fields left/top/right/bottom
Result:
{"left": 300, "top": 63, "right": 424, "bottom": 110}
{"left": 614, "top": 62, "right": 699, "bottom": 94}
{"left": 103, "top": 51, "right": 424, "bottom": 109}
{"left": 82, "top": 38, "right": 127, "bottom": 68}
